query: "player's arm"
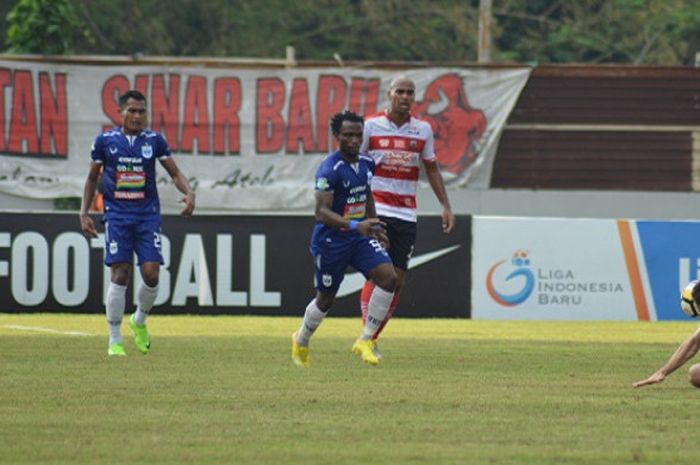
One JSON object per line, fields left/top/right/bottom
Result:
{"left": 160, "top": 157, "right": 195, "bottom": 216}
{"left": 423, "top": 160, "right": 455, "bottom": 233}
{"left": 79, "top": 161, "right": 102, "bottom": 238}
{"left": 633, "top": 326, "right": 700, "bottom": 388}
{"left": 314, "top": 191, "right": 383, "bottom": 236}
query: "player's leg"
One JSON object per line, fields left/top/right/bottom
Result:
{"left": 373, "top": 267, "right": 405, "bottom": 338}
{"left": 292, "top": 242, "right": 348, "bottom": 367}
{"left": 351, "top": 237, "right": 396, "bottom": 365}
{"left": 106, "top": 263, "right": 130, "bottom": 356}
{"left": 104, "top": 218, "right": 135, "bottom": 356}
{"left": 129, "top": 218, "right": 164, "bottom": 354}
{"left": 292, "top": 290, "right": 335, "bottom": 368}
{"left": 361, "top": 217, "right": 417, "bottom": 359}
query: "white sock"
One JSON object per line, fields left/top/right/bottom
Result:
{"left": 296, "top": 299, "right": 327, "bottom": 346}
{"left": 361, "top": 286, "right": 394, "bottom": 340}
{"left": 134, "top": 282, "right": 158, "bottom": 325}
{"left": 106, "top": 282, "right": 127, "bottom": 345}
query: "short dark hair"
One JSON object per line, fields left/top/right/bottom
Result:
{"left": 118, "top": 90, "right": 147, "bottom": 108}
{"left": 330, "top": 110, "right": 363, "bottom": 137}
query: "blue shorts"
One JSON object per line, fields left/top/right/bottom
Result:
{"left": 310, "top": 233, "right": 391, "bottom": 293}
{"left": 103, "top": 215, "right": 163, "bottom": 266}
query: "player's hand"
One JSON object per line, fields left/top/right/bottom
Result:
{"left": 371, "top": 226, "right": 390, "bottom": 250}
{"left": 180, "top": 192, "right": 196, "bottom": 216}
{"left": 442, "top": 207, "right": 455, "bottom": 233}
{"left": 80, "top": 213, "right": 98, "bottom": 238}
{"left": 358, "top": 218, "right": 385, "bottom": 237}
{"left": 632, "top": 371, "right": 666, "bottom": 388}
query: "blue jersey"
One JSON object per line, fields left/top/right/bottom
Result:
{"left": 312, "top": 150, "right": 375, "bottom": 241}
{"left": 309, "top": 150, "right": 391, "bottom": 293}
{"left": 91, "top": 127, "right": 171, "bottom": 217}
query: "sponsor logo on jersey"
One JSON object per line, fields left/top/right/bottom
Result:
{"left": 316, "top": 177, "right": 329, "bottom": 190}
{"left": 114, "top": 191, "right": 146, "bottom": 199}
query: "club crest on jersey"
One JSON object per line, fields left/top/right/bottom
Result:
{"left": 141, "top": 144, "right": 153, "bottom": 159}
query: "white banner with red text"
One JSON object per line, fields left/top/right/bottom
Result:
{"left": 0, "top": 61, "right": 530, "bottom": 210}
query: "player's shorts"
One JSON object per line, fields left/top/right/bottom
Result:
{"left": 379, "top": 216, "right": 417, "bottom": 270}
{"left": 103, "top": 215, "right": 163, "bottom": 266}
{"left": 310, "top": 233, "right": 391, "bottom": 293}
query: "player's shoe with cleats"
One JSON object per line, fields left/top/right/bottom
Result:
{"left": 129, "top": 314, "right": 151, "bottom": 354}
{"left": 352, "top": 338, "right": 379, "bottom": 365}
{"left": 372, "top": 340, "right": 383, "bottom": 361}
{"left": 291, "top": 332, "right": 309, "bottom": 368}
{"left": 108, "top": 341, "right": 127, "bottom": 357}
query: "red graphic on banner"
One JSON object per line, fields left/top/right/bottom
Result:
{"left": 414, "top": 73, "right": 487, "bottom": 174}
{"left": 0, "top": 69, "right": 67, "bottom": 158}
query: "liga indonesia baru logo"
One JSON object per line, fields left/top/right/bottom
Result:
{"left": 486, "top": 250, "right": 535, "bottom": 306}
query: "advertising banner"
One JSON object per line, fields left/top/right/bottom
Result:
{"left": 0, "top": 213, "right": 470, "bottom": 317}
{"left": 0, "top": 61, "right": 530, "bottom": 210}
{"left": 473, "top": 216, "right": 700, "bottom": 321}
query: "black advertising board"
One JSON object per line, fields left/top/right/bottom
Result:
{"left": 0, "top": 213, "right": 470, "bottom": 317}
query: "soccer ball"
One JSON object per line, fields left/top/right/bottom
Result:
{"left": 680, "top": 280, "right": 700, "bottom": 318}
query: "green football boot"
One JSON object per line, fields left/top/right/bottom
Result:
{"left": 129, "top": 314, "right": 151, "bottom": 354}
{"left": 108, "top": 341, "right": 127, "bottom": 357}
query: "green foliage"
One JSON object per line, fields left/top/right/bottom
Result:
{"left": 5, "top": 0, "right": 92, "bottom": 54}
{"left": 2, "top": 0, "right": 699, "bottom": 64}
{"left": 495, "top": 0, "right": 700, "bottom": 64}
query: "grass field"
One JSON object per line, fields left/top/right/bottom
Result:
{"left": 2, "top": 314, "right": 700, "bottom": 465}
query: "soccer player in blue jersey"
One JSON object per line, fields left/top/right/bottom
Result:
{"left": 291, "top": 111, "right": 397, "bottom": 367}
{"left": 79, "top": 90, "right": 195, "bottom": 357}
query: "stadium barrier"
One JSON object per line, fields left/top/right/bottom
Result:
{"left": 473, "top": 216, "right": 700, "bottom": 321}
{"left": 0, "top": 213, "right": 471, "bottom": 317}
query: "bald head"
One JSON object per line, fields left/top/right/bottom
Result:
{"left": 389, "top": 76, "right": 415, "bottom": 92}
{"left": 387, "top": 76, "right": 416, "bottom": 122}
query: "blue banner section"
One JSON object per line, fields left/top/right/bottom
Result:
{"left": 636, "top": 221, "right": 700, "bottom": 321}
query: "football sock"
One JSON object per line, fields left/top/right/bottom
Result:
{"left": 360, "top": 281, "right": 375, "bottom": 325}
{"left": 373, "top": 291, "right": 401, "bottom": 341}
{"left": 106, "top": 282, "right": 127, "bottom": 345}
{"left": 296, "top": 299, "right": 327, "bottom": 346}
{"left": 361, "top": 286, "right": 394, "bottom": 340}
{"left": 134, "top": 282, "right": 158, "bottom": 325}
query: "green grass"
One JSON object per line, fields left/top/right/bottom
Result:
{"left": 2, "top": 315, "right": 700, "bottom": 465}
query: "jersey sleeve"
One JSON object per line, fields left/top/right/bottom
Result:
{"left": 315, "top": 161, "right": 338, "bottom": 193}
{"left": 156, "top": 133, "right": 172, "bottom": 159}
{"left": 90, "top": 134, "right": 105, "bottom": 163}
{"left": 421, "top": 124, "right": 437, "bottom": 162}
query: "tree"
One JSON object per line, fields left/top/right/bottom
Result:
{"left": 494, "top": 0, "right": 700, "bottom": 65}
{"left": 6, "top": 0, "right": 92, "bottom": 54}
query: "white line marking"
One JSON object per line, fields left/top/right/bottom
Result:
{"left": 4, "top": 324, "right": 92, "bottom": 336}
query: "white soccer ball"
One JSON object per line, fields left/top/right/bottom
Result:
{"left": 680, "top": 280, "right": 700, "bottom": 318}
